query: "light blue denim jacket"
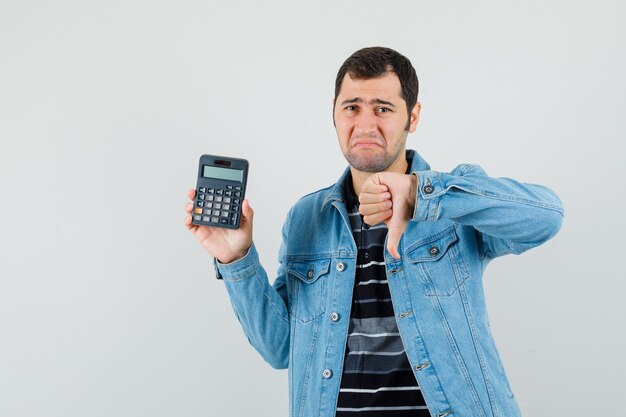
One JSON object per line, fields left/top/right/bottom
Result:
{"left": 215, "top": 150, "right": 564, "bottom": 417}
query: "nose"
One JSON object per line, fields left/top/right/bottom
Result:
{"left": 354, "top": 110, "right": 378, "bottom": 136}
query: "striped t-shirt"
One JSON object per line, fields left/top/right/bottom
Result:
{"left": 335, "top": 176, "right": 430, "bottom": 417}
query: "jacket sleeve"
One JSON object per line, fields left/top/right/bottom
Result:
{"left": 213, "top": 210, "right": 293, "bottom": 369}
{"left": 411, "top": 164, "right": 564, "bottom": 260}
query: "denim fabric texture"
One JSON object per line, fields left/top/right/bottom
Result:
{"left": 214, "top": 150, "right": 564, "bottom": 417}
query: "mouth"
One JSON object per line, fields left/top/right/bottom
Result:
{"left": 351, "top": 139, "right": 384, "bottom": 149}
{"left": 354, "top": 142, "right": 381, "bottom": 148}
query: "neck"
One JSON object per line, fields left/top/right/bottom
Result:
{"left": 350, "top": 156, "right": 408, "bottom": 195}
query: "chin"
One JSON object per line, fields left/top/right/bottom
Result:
{"left": 345, "top": 152, "right": 392, "bottom": 173}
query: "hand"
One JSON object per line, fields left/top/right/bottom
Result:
{"left": 359, "top": 173, "right": 417, "bottom": 259}
{"left": 184, "top": 189, "right": 254, "bottom": 264}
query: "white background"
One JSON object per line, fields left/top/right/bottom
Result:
{"left": 1, "top": 1, "right": 624, "bottom": 416}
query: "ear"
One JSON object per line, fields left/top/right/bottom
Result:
{"left": 407, "top": 102, "right": 421, "bottom": 133}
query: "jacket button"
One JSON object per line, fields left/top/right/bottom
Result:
{"left": 429, "top": 246, "right": 439, "bottom": 256}
{"left": 330, "top": 312, "right": 340, "bottom": 322}
{"left": 307, "top": 270, "right": 314, "bottom": 278}
{"left": 336, "top": 262, "right": 345, "bottom": 272}
{"left": 415, "top": 362, "right": 430, "bottom": 371}
{"left": 323, "top": 369, "right": 333, "bottom": 379}
{"left": 423, "top": 185, "right": 434, "bottom": 194}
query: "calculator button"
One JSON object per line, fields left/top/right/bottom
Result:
{"left": 214, "top": 203, "right": 221, "bottom": 210}
{"left": 223, "top": 204, "right": 230, "bottom": 211}
{"left": 195, "top": 208, "right": 203, "bottom": 214}
{"left": 232, "top": 205, "right": 239, "bottom": 212}
{"left": 235, "top": 186, "right": 242, "bottom": 191}
{"left": 206, "top": 195, "right": 214, "bottom": 201}
{"left": 198, "top": 194, "right": 205, "bottom": 200}
{"left": 233, "top": 198, "right": 240, "bottom": 204}
{"left": 215, "top": 196, "right": 223, "bottom": 203}
{"left": 193, "top": 215, "right": 201, "bottom": 221}
{"left": 202, "top": 216, "right": 211, "bottom": 222}
{"left": 220, "top": 218, "right": 228, "bottom": 225}
{"left": 223, "top": 197, "right": 231, "bottom": 203}
{"left": 205, "top": 202, "right": 213, "bottom": 209}
{"left": 227, "top": 185, "right": 233, "bottom": 190}
{"left": 216, "top": 189, "right": 223, "bottom": 195}
{"left": 197, "top": 201, "right": 204, "bottom": 207}
{"left": 231, "top": 214, "right": 238, "bottom": 224}
{"left": 225, "top": 190, "right": 233, "bottom": 196}
{"left": 204, "top": 208, "right": 212, "bottom": 215}
{"left": 208, "top": 188, "right": 215, "bottom": 194}
{"left": 235, "top": 191, "right": 241, "bottom": 197}
{"left": 199, "top": 187, "right": 206, "bottom": 193}
{"left": 211, "top": 217, "right": 219, "bottom": 223}
{"left": 221, "top": 211, "right": 229, "bottom": 217}
{"left": 212, "top": 210, "right": 220, "bottom": 216}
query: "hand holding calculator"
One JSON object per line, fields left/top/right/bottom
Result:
{"left": 184, "top": 154, "right": 252, "bottom": 264}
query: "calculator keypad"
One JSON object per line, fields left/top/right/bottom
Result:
{"left": 194, "top": 185, "right": 242, "bottom": 227}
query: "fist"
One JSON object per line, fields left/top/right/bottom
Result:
{"left": 359, "top": 173, "right": 417, "bottom": 259}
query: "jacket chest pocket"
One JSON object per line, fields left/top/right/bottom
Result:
{"left": 406, "top": 226, "right": 469, "bottom": 297}
{"left": 286, "top": 258, "right": 331, "bottom": 323}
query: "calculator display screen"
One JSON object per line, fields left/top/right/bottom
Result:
{"left": 203, "top": 165, "right": 243, "bottom": 182}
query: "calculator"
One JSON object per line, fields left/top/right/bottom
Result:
{"left": 191, "top": 154, "right": 249, "bottom": 229}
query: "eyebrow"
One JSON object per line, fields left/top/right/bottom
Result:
{"left": 340, "top": 98, "right": 396, "bottom": 107}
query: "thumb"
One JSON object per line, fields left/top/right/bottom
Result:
{"left": 384, "top": 191, "right": 409, "bottom": 259}
{"left": 386, "top": 225, "right": 403, "bottom": 259}
{"left": 241, "top": 199, "right": 254, "bottom": 222}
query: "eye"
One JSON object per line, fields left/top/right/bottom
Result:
{"left": 345, "top": 105, "right": 357, "bottom": 111}
{"left": 377, "top": 107, "right": 392, "bottom": 113}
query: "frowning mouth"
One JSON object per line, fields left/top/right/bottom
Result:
{"left": 354, "top": 144, "right": 382, "bottom": 150}
{"left": 351, "top": 139, "right": 384, "bottom": 149}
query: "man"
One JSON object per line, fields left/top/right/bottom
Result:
{"left": 184, "top": 47, "right": 563, "bottom": 417}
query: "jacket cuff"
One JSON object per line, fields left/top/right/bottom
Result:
{"left": 411, "top": 170, "right": 444, "bottom": 222}
{"left": 213, "top": 244, "right": 257, "bottom": 281}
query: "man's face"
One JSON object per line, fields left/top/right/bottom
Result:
{"left": 333, "top": 71, "right": 420, "bottom": 173}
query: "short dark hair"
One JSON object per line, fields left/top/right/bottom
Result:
{"left": 334, "top": 47, "right": 419, "bottom": 128}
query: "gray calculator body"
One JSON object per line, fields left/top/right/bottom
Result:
{"left": 192, "top": 154, "right": 249, "bottom": 229}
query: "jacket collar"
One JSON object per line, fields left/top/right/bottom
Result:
{"left": 321, "top": 149, "right": 431, "bottom": 210}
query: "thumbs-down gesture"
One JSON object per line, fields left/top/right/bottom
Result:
{"left": 359, "top": 172, "right": 417, "bottom": 259}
